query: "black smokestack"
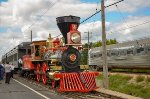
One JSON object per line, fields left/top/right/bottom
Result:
{"left": 56, "top": 15, "right": 80, "bottom": 44}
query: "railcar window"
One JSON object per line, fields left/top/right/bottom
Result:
{"left": 98, "top": 54, "right": 102, "bottom": 57}
{"left": 137, "top": 47, "right": 144, "bottom": 53}
{"left": 148, "top": 47, "right": 150, "bottom": 52}
{"left": 116, "top": 51, "right": 119, "bottom": 56}
{"left": 120, "top": 51, "right": 126, "bottom": 55}
{"left": 90, "top": 54, "right": 94, "bottom": 58}
{"left": 111, "top": 52, "right": 116, "bottom": 56}
{"left": 10, "top": 55, "right": 13, "bottom": 62}
{"left": 8, "top": 56, "right": 10, "bottom": 62}
{"left": 14, "top": 53, "right": 17, "bottom": 61}
{"left": 93, "top": 54, "right": 97, "bottom": 57}
{"left": 107, "top": 52, "right": 111, "bottom": 56}
{"left": 127, "top": 50, "right": 133, "bottom": 54}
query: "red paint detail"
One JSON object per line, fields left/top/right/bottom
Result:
{"left": 36, "top": 64, "right": 41, "bottom": 82}
{"left": 22, "top": 55, "right": 34, "bottom": 70}
{"left": 53, "top": 38, "right": 60, "bottom": 49}
{"left": 54, "top": 72, "right": 99, "bottom": 92}
{"left": 53, "top": 38, "right": 60, "bottom": 43}
{"left": 52, "top": 80, "right": 55, "bottom": 88}
{"left": 78, "top": 47, "right": 82, "bottom": 50}
{"left": 67, "top": 24, "right": 81, "bottom": 44}
{"left": 70, "top": 24, "right": 78, "bottom": 31}
{"left": 42, "top": 62, "right": 48, "bottom": 85}
{"left": 70, "top": 54, "right": 76, "bottom": 61}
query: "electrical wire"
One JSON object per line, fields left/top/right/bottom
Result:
{"left": 22, "top": 0, "right": 58, "bottom": 33}
{"left": 80, "top": 0, "right": 124, "bottom": 24}
{"left": 20, "top": 0, "right": 124, "bottom": 43}
{"left": 108, "top": 20, "right": 150, "bottom": 33}
{"left": 0, "top": 0, "right": 59, "bottom": 56}
{"left": 115, "top": 4, "right": 129, "bottom": 28}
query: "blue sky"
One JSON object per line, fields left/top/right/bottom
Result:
{"left": 0, "top": 0, "right": 150, "bottom": 58}
{"left": 0, "top": 0, "right": 8, "bottom": 33}
{"left": 0, "top": 0, "right": 7, "bottom": 3}
{"left": 0, "top": 0, "right": 150, "bottom": 33}
{"left": 80, "top": 0, "right": 150, "bottom": 23}
{"left": 81, "top": 0, "right": 100, "bottom": 3}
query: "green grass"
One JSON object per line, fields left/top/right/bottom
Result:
{"left": 136, "top": 76, "right": 145, "bottom": 82}
{"left": 97, "top": 74, "right": 150, "bottom": 99}
{"left": 146, "top": 77, "right": 150, "bottom": 82}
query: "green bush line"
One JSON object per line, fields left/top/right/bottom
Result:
{"left": 111, "top": 69, "right": 150, "bottom": 73}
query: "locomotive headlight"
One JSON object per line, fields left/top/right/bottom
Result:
{"left": 71, "top": 33, "right": 80, "bottom": 43}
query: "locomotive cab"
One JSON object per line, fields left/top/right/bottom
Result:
{"left": 30, "top": 40, "right": 46, "bottom": 60}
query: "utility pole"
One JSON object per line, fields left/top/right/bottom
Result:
{"left": 88, "top": 31, "right": 90, "bottom": 56}
{"left": 31, "top": 30, "right": 32, "bottom": 42}
{"left": 84, "top": 31, "right": 92, "bottom": 66}
{"left": 101, "top": 0, "right": 109, "bottom": 89}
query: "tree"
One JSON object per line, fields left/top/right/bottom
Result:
{"left": 92, "top": 41, "right": 102, "bottom": 47}
{"left": 80, "top": 38, "right": 118, "bottom": 65}
{"left": 80, "top": 49, "right": 88, "bottom": 65}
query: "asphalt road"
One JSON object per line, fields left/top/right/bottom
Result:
{"left": 0, "top": 76, "right": 64, "bottom": 99}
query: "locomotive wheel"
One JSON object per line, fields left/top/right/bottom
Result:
{"left": 42, "top": 62, "right": 47, "bottom": 85}
{"left": 36, "top": 64, "right": 41, "bottom": 82}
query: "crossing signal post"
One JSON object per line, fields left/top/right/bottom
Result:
{"left": 84, "top": 31, "right": 92, "bottom": 66}
{"left": 31, "top": 30, "right": 32, "bottom": 42}
{"left": 101, "top": 0, "right": 109, "bottom": 89}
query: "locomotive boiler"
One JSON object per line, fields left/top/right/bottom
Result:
{"left": 21, "top": 15, "right": 99, "bottom": 92}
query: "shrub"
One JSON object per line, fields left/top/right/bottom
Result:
{"left": 136, "top": 76, "right": 145, "bottom": 82}
{"left": 146, "top": 77, "right": 150, "bottom": 82}
{"left": 123, "top": 76, "right": 133, "bottom": 81}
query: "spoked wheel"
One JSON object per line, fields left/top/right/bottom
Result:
{"left": 27, "top": 72, "right": 31, "bottom": 80}
{"left": 42, "top": 62, "right": 48, "bottom": 85}
{"left": 36, "top": 64, "right": 41, "bottom": 82}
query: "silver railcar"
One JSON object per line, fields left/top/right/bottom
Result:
{"left": 89, "top": 38, "right": 150, "bottom": 69}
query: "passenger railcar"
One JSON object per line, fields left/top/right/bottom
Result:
{"left": 89, "top": 38, "right": 150, "bottom": 70}
{"left": 1, "top": 42, "right": 31, "bottom": 71}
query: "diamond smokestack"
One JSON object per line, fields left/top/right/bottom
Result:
{"left": 56, "top": 15, "right": 80, "bottom": 44}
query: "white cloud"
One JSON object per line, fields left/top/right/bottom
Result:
{"left": 106, "top": 16, "right": 150, "bottom": 42}
{"left": 0, "top": 0, "right": 150, "bottom": 59}
{"left": 78, "top": 16, "right": 150, "bottom": 43}
{"left": 105, "top": 0, "right": 150, "bottom": 13}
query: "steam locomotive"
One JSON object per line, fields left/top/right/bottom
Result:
{"left": 21, "top": 16, "right": 99, "bottom": 92}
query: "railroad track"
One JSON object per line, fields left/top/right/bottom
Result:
{"left": 61, "top": 91, "right": 107, "bottom": 99}
{"left": 15, "top": 76, "right": 112, "bottom": 99}
{"left": 16, "top": 75, "right": 140, "bottom": 99}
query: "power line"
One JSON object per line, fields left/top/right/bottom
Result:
{"left": 90, "top": 3, "right": 98, "bottom": 34}
{"left": 80, "top": 0, "right": 124, "bottom": 24}
{"left": 23, "top": 0, "right": 58, "bottom": 33}
{"left": 0, "top": 0, "right": 59, "bottom": 56}
{"left": 54, "top": 0, "right": 124, "bottom": 41}
{"left": 115, "top": 4, "right": 130, "bottom": 28}
{"left": 108, "top": 20, "right": 150, "bottom": 33}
